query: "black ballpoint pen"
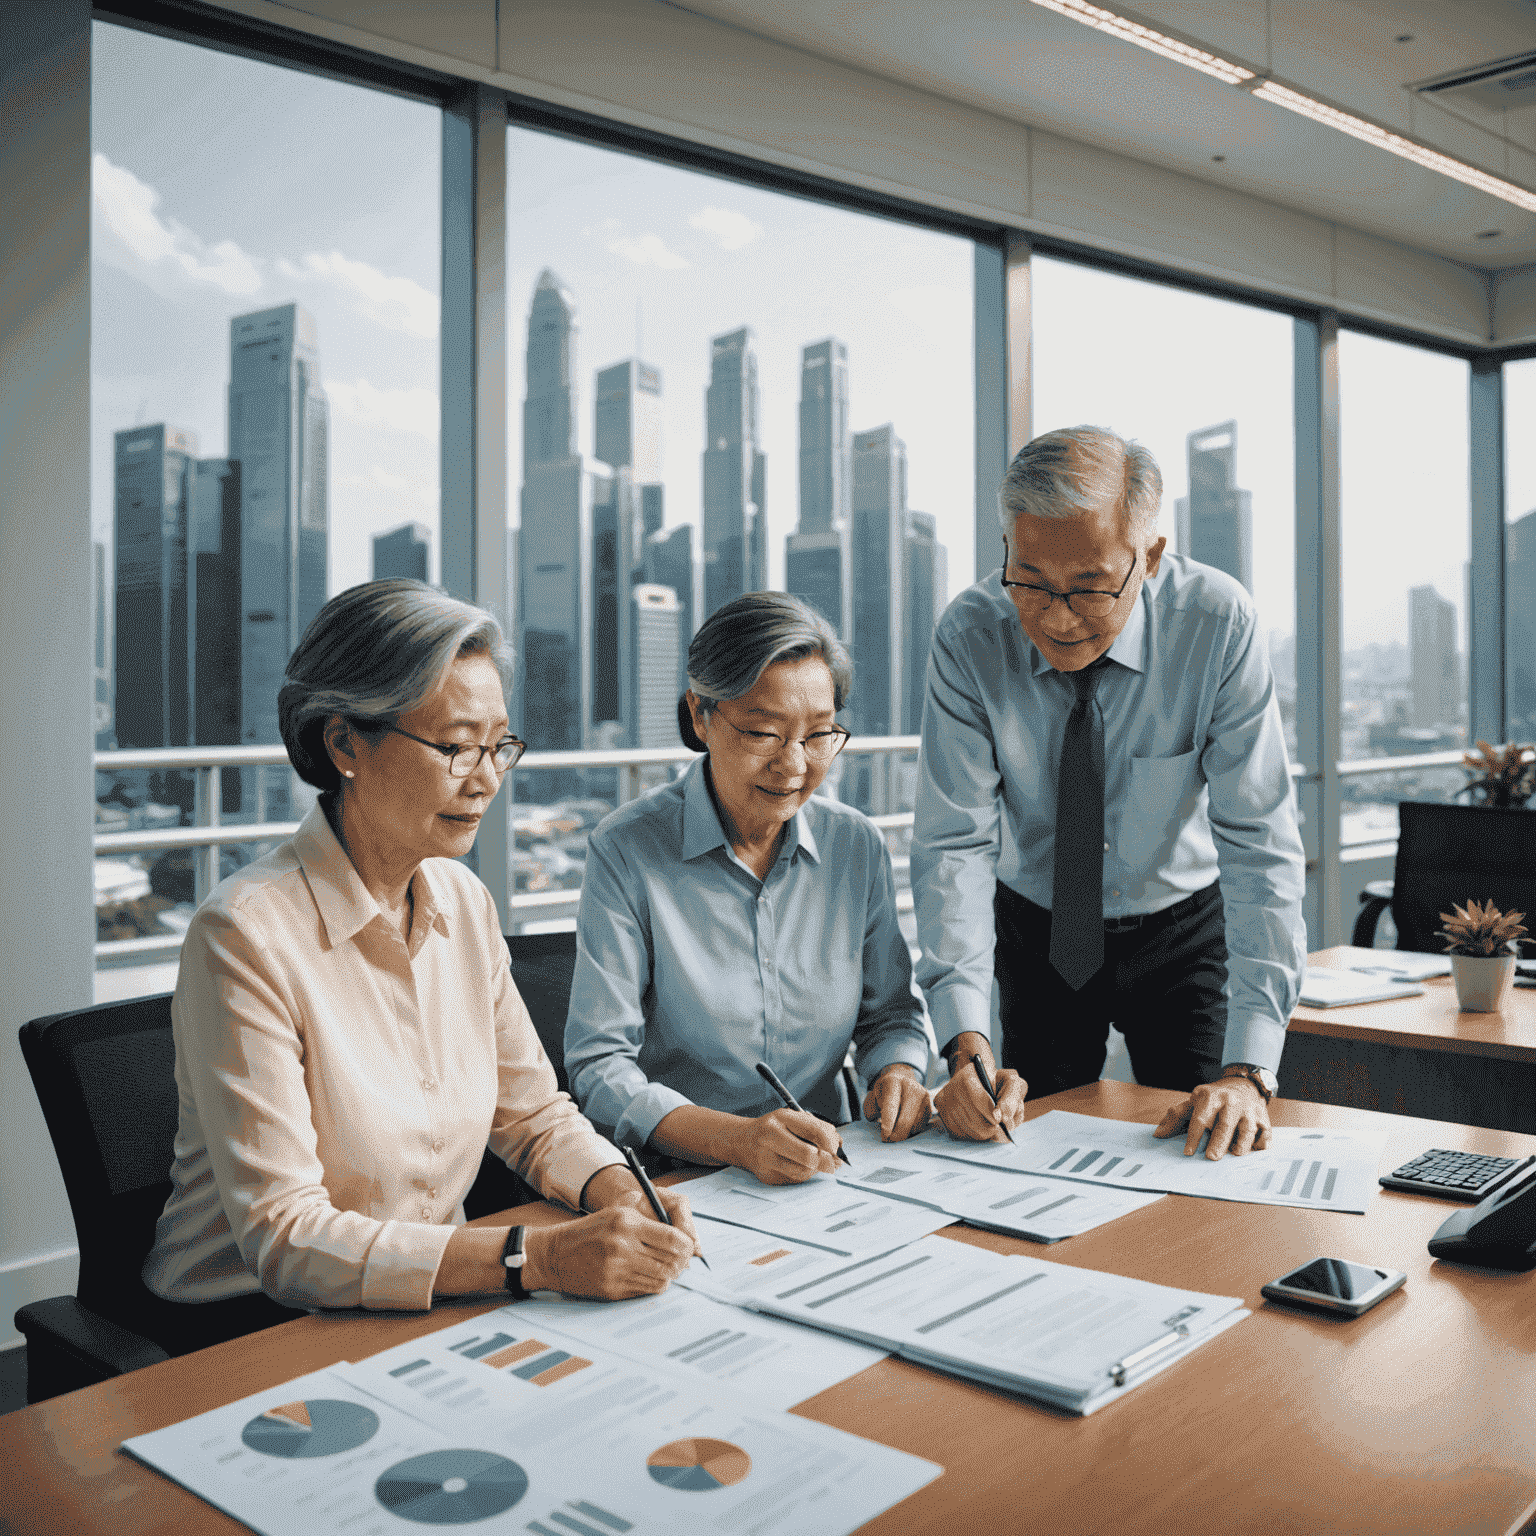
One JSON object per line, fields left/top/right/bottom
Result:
{"left": 971, "top": 1053, "right": 1017, "bottom": 1145}
{"left": 621, "top": 1143, "right": 709, "bottom": 1269}
{"left": 755, "top": 1061, "right": 852, "bottom": 1166}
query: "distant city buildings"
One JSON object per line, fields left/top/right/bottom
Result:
{"left": 372, "top": 521, "right": 431, "bottom": 582}
{"left": 903, "top": 511, "right": 947, "bottom": 734}
{"left": 1175, "top": 420, "right": 1253, "bottom": 593}
{"left": 851, "top": 425, "right": 908, "bottom": 739}
{"left": 1509, "top": 509, "right": 1536, "bottom": 742}
{"left": 702, "top": 327, "right": 767, "bottom": 619}
{"left": 1408, "top": 583, "right": 1460, "bottom": 730}
{"left": 786, "top": 339, "right": 853, "bottom": 643}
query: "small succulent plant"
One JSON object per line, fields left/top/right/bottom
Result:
{"left": 1438, "top": 898, "right": 1529, "bottom": 958}
{"left": 1460, "top": 740, "right": 1536, "bottom": 810}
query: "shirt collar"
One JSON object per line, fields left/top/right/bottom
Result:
{"left": 1027, "top": 565, "right": 1151, "bottom": 678}
{"left": 679, "top": 755, "right": 820, "bottom": 866}
{"left": 293, "top": 800, "right": 452, "bottom": 949}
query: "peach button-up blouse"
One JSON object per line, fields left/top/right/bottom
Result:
{"left": 143, "top": 804, "right": 624, "bottom": 1311}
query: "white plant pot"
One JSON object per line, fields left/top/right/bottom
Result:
{"left": 1451, "top": 954, "right": 1516, "bottom": 1013}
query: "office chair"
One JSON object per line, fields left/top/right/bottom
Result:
{"left": 1352, "top": 800, "right": 1536, "bottom": 954}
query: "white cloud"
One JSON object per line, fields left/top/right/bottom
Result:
{"left": 275, "top": 251, "right": 439, "bottom": 339}
{"left": 595, "top": 220, "right": 690, "bottom": 270}
{"left": 689, "top": 206, "right": 764, "bottom": 252}
{"left": 93, "top": 153, "right": 262, "bottom": 296}
{"left": 327, "top": 379, "right": 439, "bottom": 440}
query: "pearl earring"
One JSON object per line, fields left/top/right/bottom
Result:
{"left": 343, "top": 770, "right": 355, "bottom": 779}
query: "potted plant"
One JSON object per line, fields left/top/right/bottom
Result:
{"left": 1459, "top": 741, "right": 1536, "bottom": 809}
{"left": 1438, "top": 899, "right": 1528, "bottom": 1012}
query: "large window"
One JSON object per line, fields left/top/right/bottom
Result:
{"left": 1506, "top": 357, "right": 1536, "bottom": 743}
{"left": 92, "top": 21, "right": 440, "bottom": 958}
{"left": 1032, "top": 259, "right": 1297, "bottom": 755}
{"left": 504, "top": 124, "right": 975, "bottom": 903}
{"left": 1338, "top": 332, "right": 1470, "bottom": 845}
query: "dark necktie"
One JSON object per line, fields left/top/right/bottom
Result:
{"left": 1049, "top": 662, "right": 1106, "bottom": 991}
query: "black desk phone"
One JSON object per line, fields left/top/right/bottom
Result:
{"left": 1428, "top": 1158, "right": 1536, "bottom": 1270}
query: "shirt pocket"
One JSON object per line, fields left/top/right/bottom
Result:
{"left": 1125, "top": 750, "right": 1204, "bottom": 868}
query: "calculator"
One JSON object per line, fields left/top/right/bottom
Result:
{"left": 1379, "top": 1149, "right": 1524, "bottom": 1201}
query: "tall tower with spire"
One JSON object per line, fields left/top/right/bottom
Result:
{"left": 786, "top": 338, "right": 852, "bottom": 640}
{"left": 701, "top": 327, "right": 766, "bottom": 619}
{"left": 518, "top": 269, "right": 596, "bottom": 752}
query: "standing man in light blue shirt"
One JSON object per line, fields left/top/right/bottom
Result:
{"left": 913, "top": 425, "right": 1305, "bottom": 1161}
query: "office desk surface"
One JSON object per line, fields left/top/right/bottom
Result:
{"left": 1293, "top": 946, "right": 1536, "bottom": 1063}
{"left": 5, "top": 1082, "right": 1536, "bottom": 1536}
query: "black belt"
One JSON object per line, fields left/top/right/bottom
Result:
{"left": 1101, "top": 883, "right": 1217, "bottom": 934}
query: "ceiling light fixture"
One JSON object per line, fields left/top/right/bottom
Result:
{"left": 1024, "top": 0, "right": 1536, "bottom": 215}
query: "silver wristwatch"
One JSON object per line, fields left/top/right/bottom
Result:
{"left": 1221, "top": 1063, "right": 1277, "bottom": 1101}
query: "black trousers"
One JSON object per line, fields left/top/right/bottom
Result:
{"left": 994, "top": 880, "right": 1228, "bottom": 1099}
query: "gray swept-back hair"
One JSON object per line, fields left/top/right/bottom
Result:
{"left": 278, "top": 579, "right": 513, "bottom": 794}
{"left": 997, "top": 425, "right": 1162, "bottom": 539}
{"left": 676, "top": 590, "right": 852, "bottom": 752}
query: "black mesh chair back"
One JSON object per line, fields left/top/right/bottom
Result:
{"left": 463, "top": 930, "right": 582, "bottom": 1220}
{"left": 1390, "top": 801, "right": 1536, "bottom": 953}
{"left": 18, "top": 994, "right": 179, "bottom": 1332}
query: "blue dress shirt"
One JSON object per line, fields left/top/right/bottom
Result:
{"left": 566, "top": 757, "right": 931, "bottom": 1152}
{"left": 911, "top": 554, "right": 1305, "bottom": 1076}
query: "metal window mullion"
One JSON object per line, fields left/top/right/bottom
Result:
{"left": 974, "top": 241, "right": 1007, "bottom": 584}
{"left": 442, "top": 85, "right": 510, "bottom": 925}
{"left": 1294, "top": 312, "right": 1343, "bottom": 947}
{"left": 1469, "top": 356, "right": 1506, "bottom": 744}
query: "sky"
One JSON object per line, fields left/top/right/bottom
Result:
{"left": 91, "top": 18, "right": 1509, "bottom": 663}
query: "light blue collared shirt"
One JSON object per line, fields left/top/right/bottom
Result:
{"left": 911, "top": 554, "right": 1305, "bottom": 1076}
{"left": 565, "top": 757, "right": 931, "bottom": 1151}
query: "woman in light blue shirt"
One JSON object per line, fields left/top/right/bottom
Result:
{"left": 565, "top": 592, "right": 932, "bottom": 1184}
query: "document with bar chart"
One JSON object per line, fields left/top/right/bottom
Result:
{"left": 916, "top": 1111, "right": 1387, "bottom": 1213}
{"left": 674, "top": 1217, "right": 894, "bottom": 1306}
{"left": 347, "top": 1333, "right": 940, "bottom": 1536}
{"left": 749, "top": 1234, "right": 1247, "bottom": 1416}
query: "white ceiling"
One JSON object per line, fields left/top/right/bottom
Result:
{"left": 669, "top": 0, "right": 1536, "bottom": 269}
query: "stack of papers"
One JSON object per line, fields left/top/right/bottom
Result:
{"left": 1298, "top": 967, "right": 1424, "bottom": 1007}
{"left": 750, "top": 1234, "right": 1246, "bottom": 1416}
{"left": 1335, "top": 946, "right": 1452, "bottom": 981}
{"left": 916, "top": 1111, "right": 1388, "bottom": 1214}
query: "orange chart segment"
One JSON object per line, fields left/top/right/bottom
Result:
{"left": 646, "top": 1438, "right": 752, "bottom": 1491}
{"left": 263, "top": 1401, "right": 312, "bottom": 1429}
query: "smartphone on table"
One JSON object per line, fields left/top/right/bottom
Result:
{"left": 1260, "top": 1257, "right": 1406, "bottom": 1318}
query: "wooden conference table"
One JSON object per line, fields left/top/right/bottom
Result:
{"left": 1284, "top": 945, "right": 1536, "bottom": 1134}
{"left": 5, "top": 1080, "right": 1536, "bottom": 1536}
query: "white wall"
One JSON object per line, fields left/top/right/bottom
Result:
{"left": 0, "top": 0, "right": 93, "bottom": 1348}
{"left": 1493, "top": 264, "right": 1536, "bottom": 347}
{"left": 213, "top": 0, "right": 1498, "bottom": 344}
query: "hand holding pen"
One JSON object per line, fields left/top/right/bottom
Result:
{"left": 755, "top": 1061, "right": 851, "bottom": 1170}
{"left": 971, "top": 1055, "right": 1017, "bottom": 1145}
{"left": 621, "top": 1143, "right": 709, "bottom": 1269}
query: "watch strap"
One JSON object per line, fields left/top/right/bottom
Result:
{"left": 501, "top": 1225, "right": 529, "bottom": 1300}
{"left": 1222, "top": 1063, "right": 1276, "bottom": 1101}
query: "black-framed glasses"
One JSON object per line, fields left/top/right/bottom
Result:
{"left": 387, "top": 726, "right": 526, "bottom": 777}
{"left": 713, "top": 710, "right": 852, "bottom": 764}
{"left": 1000, "top": 540, "right": 1138, "bottom": 618}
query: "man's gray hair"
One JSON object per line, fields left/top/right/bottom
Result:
{"left": 678, "top": 590, "right": 852, "bottom": 752}
{"left": 278, "top": 578, "right": 514, "bottom": 794}
{"left": 997, "top": 425, "right": 1162, "bottom": 538}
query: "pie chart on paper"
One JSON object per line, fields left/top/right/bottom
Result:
{"left": 240, "top": 1398, "right": 379, "bottom": 1459}
{"left": 646, "top": 1438, "right": 753, "bottom": 1491}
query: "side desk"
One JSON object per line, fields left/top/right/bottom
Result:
{"left": 4, "top": 1081, "right": 1536, "bottom": 1536}
{"left": 1283, "top": 945, "right": 1536, "bottom": 1133}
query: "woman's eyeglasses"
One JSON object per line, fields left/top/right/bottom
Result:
{"left": 711, "top": 711, "right": 851, "bottom": 763}
{"left": 387, "top": 726, "right": 527, "bottom": 777}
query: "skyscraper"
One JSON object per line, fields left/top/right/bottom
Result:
{"left": 1509, "top": 509, "right": 1536, "bottom": 740}
{"left": 1174, "top": 421, "right": 1253, "bottom": 592}
{"left": 518, "top": 269, "right": 594, "bottom": 753}
{"left": 702, "top": 327, "right": 766, "bottom": 618}
{"left": 630, "top": 585, "right": 682, "bottom": 748}
{"left": 372, "top": 522, "right": 431, "bottom": 582}
{"left": 113, "top": 423, "right": 198, "bottom": 749}
{"left": 902, "top": 510, "right": 947, "bottom": 734}
{"left": 851, "top": 424, "right": 908, "bottom": 738}
{"left": 1409, "top": 583, "right": 1460, "bottom": 730}
{"left": 644, "top": 523, "right": 696, "bottom": 698}
{"left": 591, "top": 466, "right": 643, "bottom": 731}
{"left": 786, "top": 338, "right": 852, "bottom": 640}
{"left": 229, "top": 303, "right": 328, "bottom": 769}
{"left": 190, "top": 457, "right": 242, "bottom": 762}
{"left": 595, "top": 359, "right": 664, "bottom": 484}
{"left": 93, "top": 540, "right": 112, "bottom": 750}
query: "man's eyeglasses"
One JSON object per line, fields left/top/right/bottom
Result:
{"left": 1000, "top": 540, "right": 1138, "bottom": 618}
{"left": 388, "top": 726, "right": 526, "bottom": 777}
{"left": 713, "top": 710, "right": 851, "bottom": 764}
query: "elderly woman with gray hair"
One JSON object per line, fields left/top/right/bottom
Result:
{"left": 143, "top": 580, "right": 696, "bottom": 1349}
{"left": 564, "top": 591, "right": 932, "bottom": 1185}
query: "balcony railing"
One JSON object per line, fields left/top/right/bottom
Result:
{"left": 94, "top": 738, "right": 923, "bottom": 964}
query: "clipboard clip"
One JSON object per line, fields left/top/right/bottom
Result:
{"left": 1108, "top": 1324, "right": 1190, "bottom": 1387}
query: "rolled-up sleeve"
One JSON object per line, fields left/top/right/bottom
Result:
{"left": 911, "top": 620, "right": 1005, "bottom": 1055}
{"left": 850, "top": 832, "right": 931, "bottom": 1082}
{"left": 1202, "top": 608, "right": 1307, "bottom": 1075}
{"left": 565, "top": 832, "right": 692, "bottom": 1149}
{"left": 172, "top": 909, "right": 456, "bottom": 1312}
